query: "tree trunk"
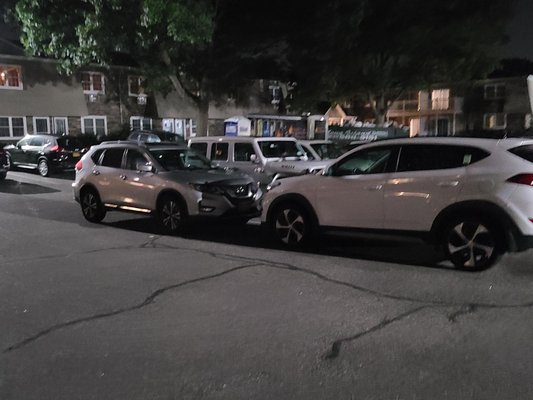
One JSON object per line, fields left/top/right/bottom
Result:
{"left": 196, "top": 97, "right": 209, "bottom": 136}
{"left": 375, "top": 94, "right": 387, "bottom": 126}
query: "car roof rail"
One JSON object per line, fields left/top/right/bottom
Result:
{"left": 99, "top": 139, "right": 144, "bottom": 146}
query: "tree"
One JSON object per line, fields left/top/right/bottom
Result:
{"left": 13, "top": 0, "right": 222, "bottom": 135}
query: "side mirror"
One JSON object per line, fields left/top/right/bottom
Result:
{"left": 250, "top": 154, "right": 259, "bottom": 163}
{"left": 136, "top": 161, "right": 153, "bottom": 172}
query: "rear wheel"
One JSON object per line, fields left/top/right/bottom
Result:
{"left": 38, "top": 158, "right": 50, "bottom": 177}
{"left": 157, "top": 195, "right": 187, "bottom": 235}
{"left": 6, "top": 155, "right": 14, "bottom": 170}
{"left": 442, "top": 216, "right": 502, "bottom": 270}
{"left": 80, "top": 188, "right": 106, "bottom": 223}
{"left": 269, "top": 202, "right": 315, "bottom": 248}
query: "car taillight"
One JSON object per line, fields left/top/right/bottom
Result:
{"left": 75, "top": 160, "right": 83, "bottom": 171}
{"left": 50, "top": 145, "right": 63, "bottom": 152}
{"left": 507, "top": 174, "right": 533, "bottom": 186}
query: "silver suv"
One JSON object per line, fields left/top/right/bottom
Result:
{"left": 72, "top": 141, "right": 262, "bottom": 233}
{"left": 189, "top": 136, "right": 330, "bottom": 186}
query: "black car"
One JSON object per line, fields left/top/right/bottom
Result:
{"left": 127, "top": 129, "right": 184, "bottom": 144}
{"left": 0, "top": 147, "right": 8, "bottom": 180}
{"left": 5, "top": 134, "right": 88, "bottom": 177}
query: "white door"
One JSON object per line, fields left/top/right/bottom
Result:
{"left": 315, "top": 146, "right": 396, "bottom": 229}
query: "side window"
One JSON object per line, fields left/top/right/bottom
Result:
{"left": 91, "top": 149, "right": 104, "bottom": 164}
{"left": 100, "top": 148, "right": 124, "bottom": 168}
{"left": 190, "top": 142, "right": 207, "bottom": 156}
{"left": 332, "top": 147, "right": 393, "bottom": 176}
{"left": 210, "top": 142, "right": 228, "bottom": 161}
{"left": 17, "top": 138, "right": 29, "bottom": 147}
{"left": 125, "top": 149, "right": 148, "bottom": 170}
{"left": 397, "top": 145, "right": 489, "bottom": 172}
{"left": 234, "top": 143, "right": 256, "bottom": 162}
{"left": 29, "top": 136, "right": 44, "bottom": 146}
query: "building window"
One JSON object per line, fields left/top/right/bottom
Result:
{"left": 33, "top": 117, "right": 50, "bottom": 134}
{"left": 484, "top": 113, "right": 506, "bottom": 129}
{"left": 82, "top": 116, "right": 107, "bottom": 136}
{"left": 81, "top": 72, "right": 105, "bottom": 94}
{"left": 0, "top": 116, "right": 26, "bottom": 137}
{"left": 53, "top": 117, "right": 68, "bottom": 135}
{"left": 431, "top": 89, "right": 450, "bottom": 110}
{"left": 0, "top": 65, "right": 23, "bottom": 90}
{"left": 128, "top": 76, "right": 147, "bottom": 96}
{"left": 484, "top": 83, "right": 505, "bottom": 100}
{"left": 130, "top": 116, "right": 152, "bottom": 130}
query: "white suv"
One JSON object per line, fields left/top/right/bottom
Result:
{"left": 73, "top": 141, "right": 262, "bottom": 233}
{"left": 261, "top": 137, "right": 533, "bottom": 270}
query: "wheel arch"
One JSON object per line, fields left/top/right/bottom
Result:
{"left": 156, "top": 189, "right": 189, "bottom": 216}
{"left": 266, "top": 193, "right": 319, "bottom": 228}
{"left": 430, "top": 200, "right": 519, "bottom": 251}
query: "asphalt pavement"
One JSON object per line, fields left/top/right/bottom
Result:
{"left": 1, "top": 170, "right": 533, "bottom": 400}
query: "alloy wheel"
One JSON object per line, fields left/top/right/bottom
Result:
{"left": 161, "top": 199, "right": 182, "bottom": 232}
{"left": 82, "top": 192, "right": 98, "bottom": 219}
{"left": 274, "top": 207, "right": 307, "bottom": 246}
{"left": 446, "top": 221, "right": 497, "bottom": 269}
{"left": 38, "top": 159, "right": 49, "bottom": 177}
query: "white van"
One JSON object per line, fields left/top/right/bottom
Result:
{"left": 189, "top": 136, "right": 330, "bottom": 186}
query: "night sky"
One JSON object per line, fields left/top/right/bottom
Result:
{"left": 500, "top": 0, "right": 533, "bottom": 60}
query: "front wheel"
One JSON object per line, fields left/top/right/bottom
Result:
{"left": 80, "top": 188, "right": 106, "bottom": 223}
{"left": 157, "top": 195, "right": 187, "bottom": 235}
{"left": 269, "top": 202, "right": 315, "bottom": 248}
{"left": 442, "top": 217, "right": 502, "bottom": 270}
{"left": 38, "top": 158, "right": 50, "bottom": 177}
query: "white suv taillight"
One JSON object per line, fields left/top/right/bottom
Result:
{"left": 75, "top": 160, "right": 83, "bottom": 171}
{"left": 507, "top": 174, "right": 533, "bottom": 186}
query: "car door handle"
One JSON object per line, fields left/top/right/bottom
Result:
{"left": 120, "top": 174, "right": 127, "bottom": 180}
{"left": 92, "top": 170, "right": 100, "bottom": 175}
{"left": 438, "top": 181, "right": 459, "bottom": 187}
{"left": 365, "top": 184, "right": 383, "bottom": 191}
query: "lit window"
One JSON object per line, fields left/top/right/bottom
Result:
{"left": 0, "top": 65, "right": 23, "bottom": 89}
{"left": 128, "top": 76, "right": 147, "bottom": 96}
{"left": 81, "top": 116, "right": 107, "bottom": 136}
{"left": 81, "top": 72, "right": 105, "bottom": 94}
{"left": 431, "top": 89, "right": 450, "bottom": 110}
{"left": 483, "top": 113, "right": 506, "bottom": 129}
{"left": 484, "top": 84, "right": 505, "bottom": 100}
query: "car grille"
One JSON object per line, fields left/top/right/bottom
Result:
{"left": 224, "top": 183, "right": 254, "bottom": 198}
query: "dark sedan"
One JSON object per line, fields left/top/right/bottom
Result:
{"left": 5, "top": 134, "right": 88, "bottom": 177}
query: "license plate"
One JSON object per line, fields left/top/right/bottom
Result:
{"left": 72, "top": 151, "right": 80, "bottom": 157}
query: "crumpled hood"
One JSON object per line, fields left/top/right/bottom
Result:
{"left": 165, "top": 168, "right": 255, "bottom": 186}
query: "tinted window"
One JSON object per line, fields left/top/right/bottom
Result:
{"left": 397, "top": 145, "right": 489, "bottom": 172}
{"left": 332, "top": 147, "right": 393, "bottom": 176}
{"left": 57, "top": 137, "right": 83, "bottom": 150}
{"left": 210, "top": 142, "right": 229, "bottom": 161}
{"left": 234, "top": 143, "right": 256, "bottom": 162}
{"left": 310, "top": 143, "right": 343, "bottom": 160}
{"left": 29, "top": 137, "right": 44, "bottom": 146}
{"left": 149, "top": 148, "right": 212, "bottom": 171}
{"left": 91, "top": 149, "right": 104, "bottom": 163}
{"left": 190, "top": 142, "right": 208, "bottom": 156}
{"left": 125, "top": 149, "right": 148, "bottom": 170}
{"left": 100, "top": 148, "right": 124, "bottom": 168}
{"left": 509, "top": 145, "right": 533, "bottom": 162}
{"left": 259, "top": 140, "right": 305, "bottom": 158}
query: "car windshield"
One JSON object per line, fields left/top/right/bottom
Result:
{"left": 258, "top": 140, "right": 305, "bottom": 158}
{"left": 149, "top": 148, "right": 213, "bottom": 171}
{"left": 310, "top": 143, "right": 343, "bottom": 160}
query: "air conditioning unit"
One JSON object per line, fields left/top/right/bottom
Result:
{"left": 137, "top": 94, "right": 147, "bottom": 105}
{"left": 88, "top": 94, "right": 97, "bottom": 102}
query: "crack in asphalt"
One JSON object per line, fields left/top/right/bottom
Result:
{"left": 3, "top": 235, "right": 533, "bottom": 358}
{"left": 324, "top": 306, "right": 428, "bottom": 360}
{"left": 2, "top": 263, "right": 261, "bottom": 354}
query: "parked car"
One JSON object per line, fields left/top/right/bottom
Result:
{"left": 128, "top": 129, "right": 184, "bottom": 144}
{"left": 72, "top": 141, "right": 262, "bottom": 233}
{"left": 0, "top": 147, "right": 8, "bottom": 180}
{"left": 261, "top": 137, "right": 533, "bottom": 270}
{"left": 189, "top": 136, "right": 330, "bottom": 186}
{"left": 4, "top": 134, "right": 87, "bottom": 177}
{"left": 298, "top": 140, "right": 345, "bottom": 161}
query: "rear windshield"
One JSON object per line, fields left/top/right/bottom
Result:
{"left": 57, "top": 137, "right": 84, "bottom": 150}
{"left": 509, "top": 145, "right": 533, "bottom": 162}
{"left": 310, "top": 143, "right": 344, "bottom": 160}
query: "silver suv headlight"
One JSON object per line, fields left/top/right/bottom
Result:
{"left": 189, "top": 183, "right": 224, "bottom": 194}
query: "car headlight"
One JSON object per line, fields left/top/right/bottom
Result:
{"left": 190, "top": 183, "right": 224, "bottom": 194}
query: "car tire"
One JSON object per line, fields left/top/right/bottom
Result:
{"left": 157, "top": 194, "right": 187, "bottom": 235}
{"left": 80, "top": 188, "right": 106, "bottom": 223}
{"left": 6, "top": 155, "right": 14, "bottom": 171}
{"left": 0, "top": 171, "right": 6, "bottom": 181}
{"left": 269, "top": 201, "right": 315, "bottom": 248}
{"left": 38, "top": 158, "right": 50, "bottom": 177}
{"left": 442, "top": 216, "right": 503, "bottom": 270}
